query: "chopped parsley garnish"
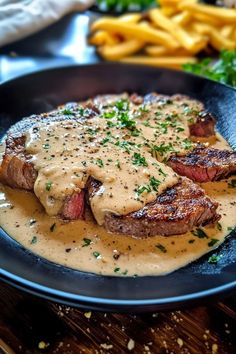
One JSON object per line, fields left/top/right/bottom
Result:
{"left": 130, "top": 128, "right": 141, "bottom": 137}
{"left": 62, "top": 108, "right": 74, "bottom": 115}
{"left": 176, "top": 127, "right": 185, "bottom": 132}
{"left": 156, "top": 243, "right": 167, "bottom": 253}
{"left": 45, "top": 181, "right": 52, "bottom": 191}
{"left": 103, "top": 111, "right": 116, "bottom": 119}
{"left": 101, "top": 137, "right": 110, "bottom": 145}
{"left": 96, "top": 159, "right": 104, "bottom": 168}
{"left": 157, "top": 122, "right": 169, "bottom": 134}
{"left": 78, "top": 106, "right": 85, "bottom": 115}
{"left": 136, "top": 176, "right": 161, "bottom": 196}
{"left": 115, "top": 140, "right": 134, "bottom": 154}
{"left": 158, "top": 168, "right": 167, "bottom": 177}
{"left": 217, "top": 222, "right": 222, "bottom": 231}
{"left": 187, "top": 117, "right": 194, "bottom": 123}
{"left": 149, "top": 176, "right": 161, "bottom": 191}
{"left": 114, "top": 267, "right": 120, "bottom": 273}
{"left": 208, "top": 254, "right": 222, "bottom": 264}
{"left": 115, "top": 99, "right": 129, "bottom": 111}
{"left": 87, "top": 128, "right": 98, "bottom": 136}
{"left": 228, "top": 179, "right": 236, "bottom": 188}
{"left": 136, "top": 184, "right": 152, "bottom": 196}
{"left": 107, "top": 121, "right": 116, "bottom": 128}
{"left": 142, "top": 119, "right": 154, "bottom": 128}
{"left": 82, "top": 238, "right": 92, "bottom": 247}
{"left": 103, "top": 99, "right": 137, "bottom": 131}
{"left": 181, "top": 138, "right": 193, "bottom": 150}
{"left": 50, "top": 223, "right": 56, "bottom": 232}
{"left": 30, "top": 236, "right": 37, "bottom": 244}
{"left": 118, "top": 111, "right": 136, "bottom": 130}
{"left": 191, "top": 228, "right": 208, "bottom": 239}
{"left": 208, "top": 238, "right": 219, "bottom": 247}
{"left": 42, "top": 143, "right": 50, "bottom": 149}
{"left": 132, "top": 153, "right": 148, "bottom": 167}
{"left": 93, "top": 251, "right": 101, "bottom": 259}
{"left": 227, "top": 226, "right": 234, "bottom": 232}
{"left": 150, "top": 143, "right": 175, "bottom": 156}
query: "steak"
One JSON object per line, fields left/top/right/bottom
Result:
{"left": 0, "top": 109, "right": 89, "bottom": 219}
{"left": 63, "top": 190, "right": 85, "bottom": 220}
{"left": 168, "top": 146, "right": 236, "bottom": 182}
{"left": 0, "top": 136, "right": 85, "bottom": 219}
{"left": 0, "top": 135, "right": 36, "bottom": 190}
{"left": 88, "top": 177, "right": 220, "bottom": 237}
{"left": 188, "top": 111, "right": 215, "bottom": 137}
{"left": 0, "top": 93, "right": 224, "bottom": 236}
{"left": 143, "top": 92, "right": 216, "bottom": 137}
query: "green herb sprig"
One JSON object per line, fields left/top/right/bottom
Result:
{"left": 96, "top": 0, "right": 156, "bottom": 12}
{"left": 183, "top": 50, "right": 236, "bottom": 88}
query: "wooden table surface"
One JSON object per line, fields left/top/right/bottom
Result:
{"left": 0, "top": 282, "right": 235, "bottom": 354}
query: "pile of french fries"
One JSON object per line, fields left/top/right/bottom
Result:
{"left": 89, "top": 0, "right": 236, "bottom": 69}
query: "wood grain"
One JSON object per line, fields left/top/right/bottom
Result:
{"left": 0, "top": 282, "right": 235, "bottom": 354}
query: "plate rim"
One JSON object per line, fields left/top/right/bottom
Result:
{"left": 1, "top": 61, "right": 236, "bottom": 92}
{"left": 1, "top": 266, "right": 236, "bottom": 309}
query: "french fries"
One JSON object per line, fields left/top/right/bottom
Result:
{"left": 118, "top": 13, "right": 142, "bottom": 23}
{"left": 91, "top": 18, "right": 179, "bottom": 49}
{"left": 120, "top": 56, "right": 197, "bottom": 69}
{"left": 179, "top": 1, "right": 236, "bottom": 23}
{"left": 149, "top": 9, "right": 203, "bottom": 52}
{"left": 89, "top": 0, "right": 236, "bottom": 69}
{"left": 191, "top": 23, "right": 236, "bottom": 51}
{"left": 89, "top": 31, "right": 119, "bottom": 46}
{"left": 98, "top": 39, "right": 144, "bottom": 61}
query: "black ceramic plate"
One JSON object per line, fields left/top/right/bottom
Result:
{"left": 0, "top": 63, "right": 235, "bottom": 312}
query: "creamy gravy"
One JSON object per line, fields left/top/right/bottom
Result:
{"left": 0, "top": 133, "right": 235, "bottom": 276}
{"left": 24, "top": 95, "right": 200, "bottom": 223}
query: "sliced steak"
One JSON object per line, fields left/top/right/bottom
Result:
{"left": 171, "top": 94, "right": 216, "bottom": 137}
{"left": 144, "top": 92, "right": 216, "bottom": 138}
{"left": 189, "top": 111, "right": 215, "bottom": 137}
{"left": 1, "top": 125, "right": 86, "bottom": 220}
{"left": 88, "top": 177, "right": 220, "bottom": 237}
{"left": 0, "top": 137, "right": 86, "bottom": 219}
{"left": 168, "top": 146, "right": 236, "bottom": 182}
{"left": 0, "top": 135, "right": 36, "bottom": 190}
{"left": 62, "top": 190, "right": 85, "bottom": 220}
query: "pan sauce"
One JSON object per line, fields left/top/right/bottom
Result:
{"left": 0, "top": 136, "right": 235, "bottom": 276}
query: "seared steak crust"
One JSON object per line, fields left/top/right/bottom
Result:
{"left": 0, "top": 135, "right": 36, "bottom": 190}
{"left": 168, "top": 147, "right": 236, "bottom": 182}
{"left": 88, "top": 177, "right": 220, "bottom": 237}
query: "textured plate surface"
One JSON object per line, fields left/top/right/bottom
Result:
{"left": 0, "top": 63, "right": 235, "bottom": 312}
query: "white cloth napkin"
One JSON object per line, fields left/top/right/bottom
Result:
{"left": 0, "top": 0, "right": 95, "bottom": 48}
